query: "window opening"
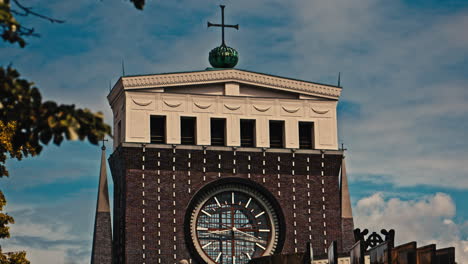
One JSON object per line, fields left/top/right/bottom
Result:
{"left": 269, "top": 120, "right": 284, "bottom": 148}
{"left": 116, "top": 121, "right": 121, "bottom": 145}
{"left": 299, "top": 122, "right": 314, "bottom": 149}
{"left": 211, "top": 118, "right": 226, "bottom": 146}
{"left": 150, "top": 116, "right": 166, "bottom": 144}
{"left": 181, "top": 117, "right": 196, "bottom": 145}
{"left": 240, "top": 119, "right": 255, "bottom": 147}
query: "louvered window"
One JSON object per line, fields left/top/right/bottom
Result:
{"left": 211, "top": 118, "right": 226, "bottom": 146}
{"left": 181, "top": 117, "right": 196, "bottom": 145}
{"left": 150, "top": 116, "right": 166, "bottom": 144}
{"left": 240, "top": 119, "right": 255, "bottom": 147}
{"left": 269, "top": 120, "right": 284, "bottom": 148}
{"left": 299, "top": 122, "right": 314, "bottom": 149}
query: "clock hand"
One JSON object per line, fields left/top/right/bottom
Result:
{"left": 207, "top": 229, "right": 231, "bottom": 235}
{"left": 201, "top": 229, "right": 234, "bottom": 241}
{"left": 201, "top": 228, "right": 268, "bottom": 247}
{"left": 233, "top": 228, "right": 257, "bottom": 239}
{"left": 234, "top": 235, "right": 267, "bottom": 245}
{"left": 207, "top": 229, "right": 264, "bottom": 245}
{"left": 233, "top": 228, "right": 267, "bottom": 244}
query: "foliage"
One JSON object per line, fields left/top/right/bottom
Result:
{"left": 131, "top": 0, "right": 146, "bottom": 10}
{"left": 0, "top": 121, "right": 35, "bottom": 177}
{"left": 0, "top": 0, "right": 64, "bottom": 48}
{"left": 0, "top": 191, "right": 14, "bottom": 239}
{"left": 0, "top": 251, "right": 30, "bottom": 264}
{"left": 0, "top": 118, "right": 30, "bottom": 264}
{"left": 1, "top": 1, "right": 125, "bottom": 262}
{"left": 0, "top": 191, "right": 29, "bottom": 264}
{"left": 0, "top": 67, "right": 111, "bottom": 178}
{"left": 1, "top": 0, "right": 145, "bottom": 48}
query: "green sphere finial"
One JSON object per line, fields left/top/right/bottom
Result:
{"left": 207, "top": 5, "right": 239, "bottom": 68}
{"left": 209, "top": 45, "right": 239, "bottom": 68}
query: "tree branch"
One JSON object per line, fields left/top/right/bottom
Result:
{"left": 11, "top": 0, "right": 65, "bottom": 24}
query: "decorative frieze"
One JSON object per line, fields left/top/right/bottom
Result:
{"left": 122, "top": 92, "right": 337, "bottom": 149}
{"left": 117, "top": 69, "right": 341, "bottom": 99}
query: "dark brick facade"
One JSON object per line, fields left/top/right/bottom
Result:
{"left": 109, "top": 144, "right": 352, "bottom": 264}
{"left": 92, "top": 212, "right": 113, "bottom": 264}
{"left": 341, "top": 218, "right": 355, "bottom": 252}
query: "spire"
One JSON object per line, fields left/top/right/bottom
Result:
{"left": 340, "top": 156, "right": 352, "bottom": 218}
{"left": 91, "top": 139, "right": 112, "bottom": 264}
{"left": 338, "top": 72, "right": 341, "bottom": 87}
{"left": 340, "top": 155, "right": 355, "bottom": 252}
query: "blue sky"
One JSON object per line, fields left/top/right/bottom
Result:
{"left": 1, "top": 0, "right": 467, "bottom": 263}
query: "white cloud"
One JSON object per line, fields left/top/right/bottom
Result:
{"left": 285, "top": 0, "right": 468, "bottom": 188}
{"left": 1, "top": 190, "right": 95, "bottom": 264}
{"left": 2, "top": 245, "right": 86, "bottom": 264}
{"left": 354, "top": 192, "right": 468, "bottom": 263}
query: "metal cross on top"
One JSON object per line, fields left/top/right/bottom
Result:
{"left": 207, "top": 5, "right": 239, "bottom": 46}
{"left": 101, "top": 137, "right": 109, "bottom": 150}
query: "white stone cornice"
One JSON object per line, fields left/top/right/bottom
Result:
{"left": 119, "top": 69, "right": 342, "bottom": 99}
{"left": 107, "top": 78, "right": 124, "bottom": 106}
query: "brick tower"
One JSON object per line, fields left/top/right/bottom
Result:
{"left": 107, "top": 69, "right": 355, "bottom": 264}
{"left": 106, "top": 6, "right": 354, "bottom": 264}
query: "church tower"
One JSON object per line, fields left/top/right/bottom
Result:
{"left": 91, "top": 143, "right": 113, "bottom": 264}
{"left": 106, "top": 5, "right": 354, "bottom": 264}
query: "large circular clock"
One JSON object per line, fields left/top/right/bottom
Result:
{"left": 188, "top": 182, "right": 281, "bottom": 264}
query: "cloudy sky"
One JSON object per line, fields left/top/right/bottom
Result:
{"left": 1, "top": 0, "right": 467, "bottom": 263}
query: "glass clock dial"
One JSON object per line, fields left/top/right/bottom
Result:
{"left": 189, "top": 184, "right": 280, "bottom": 264}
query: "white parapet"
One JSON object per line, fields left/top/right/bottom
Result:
{"left": 108, "top": 69, "right": 341, "bottom": 150}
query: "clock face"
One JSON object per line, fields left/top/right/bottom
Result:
{"left": 189, "top": 184, "right": 280, "bottom": 264}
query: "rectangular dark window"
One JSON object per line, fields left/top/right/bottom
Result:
{"left": 241, "top": 119, "right": 255, "bottom": 147}
{"left": 211, "top": 118, "right": 226, "bottom": 146}
{"left": 299, "top": 122, "right": 314, "bottom": 149}
{"left": 116, "top": 121, "right": 121, "bottom": 144}
{"left": 181, "top": 117, "right": 196, "bottom": 145}
{"left": 269, "top": 120, "right": 284, "bottom": 148}
{"left": 150, "top": 116, "right": 166, "bottom": 144}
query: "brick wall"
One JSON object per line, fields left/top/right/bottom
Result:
{"left": 91, "top": 212, "right": 113, "bottom": 264}
{"left": 109, "top": 145, "right": 347, "bottom": 264}
{"left": 341, "top": 218, "right": 355, "bottom": 252}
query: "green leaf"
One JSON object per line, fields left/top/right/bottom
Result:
{"left": 131, "top": 0, "right": 145, "bottom": 10}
